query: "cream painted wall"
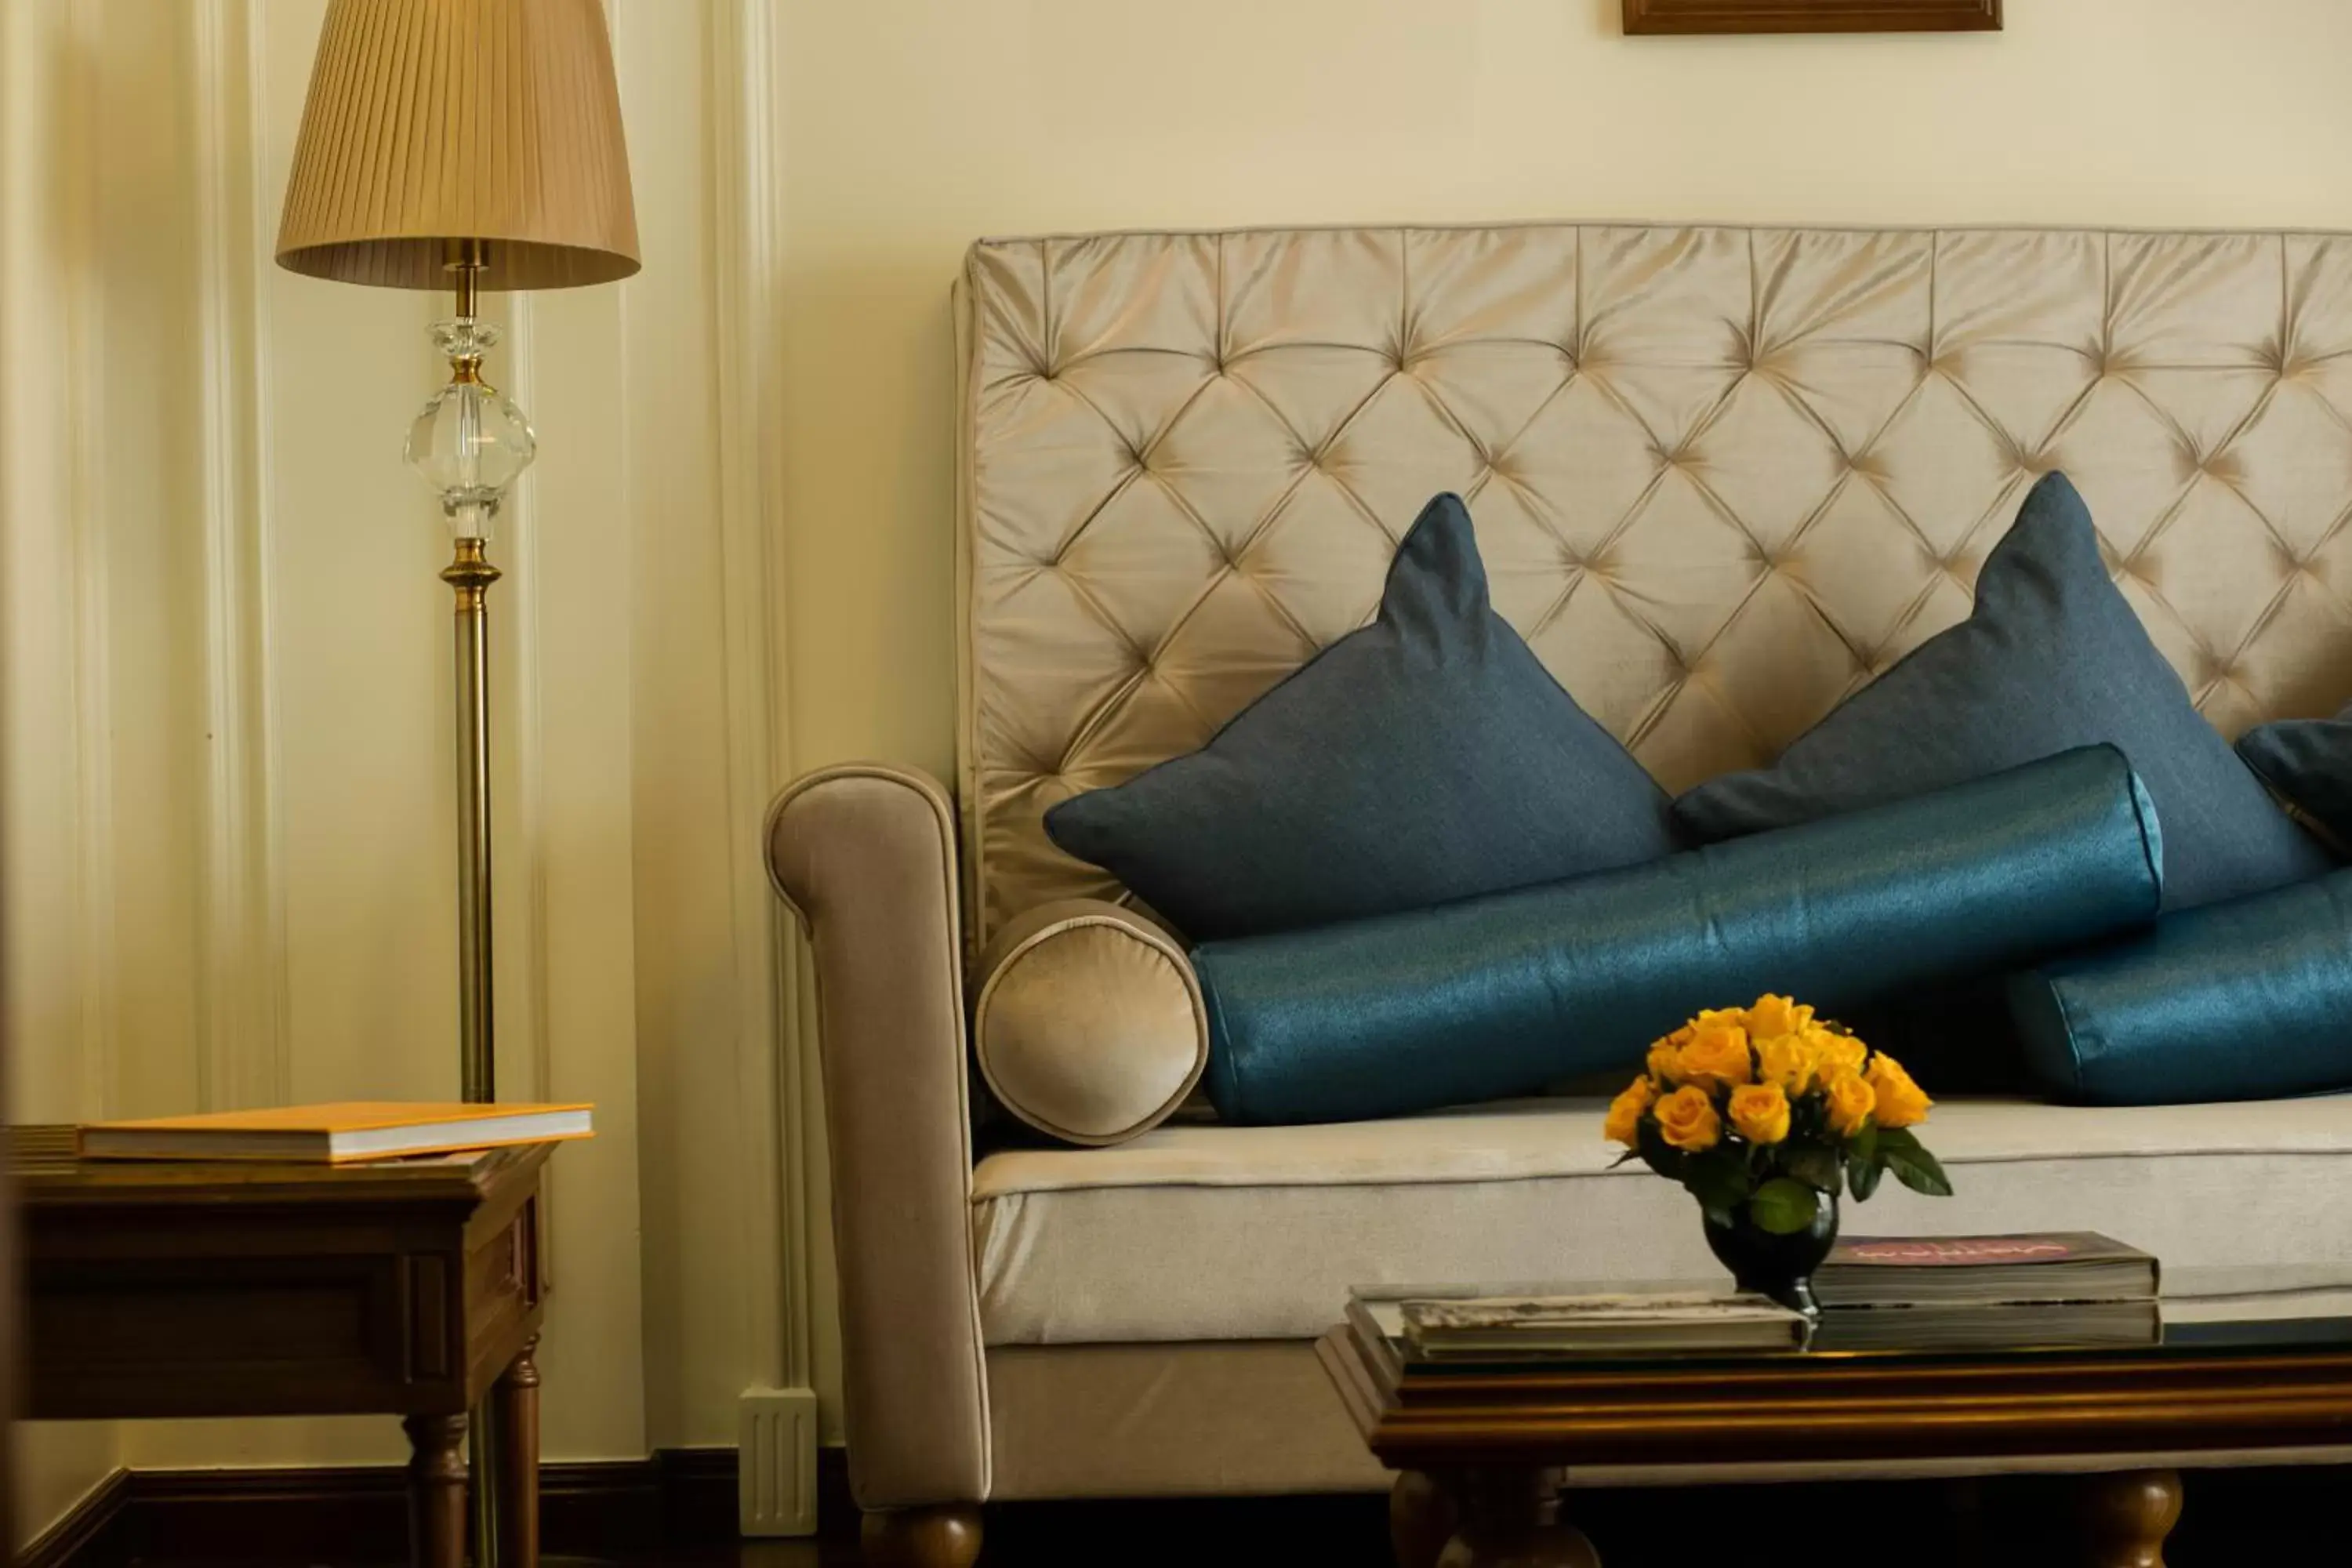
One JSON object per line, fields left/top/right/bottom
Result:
{"left": 10, "top": 0, "right": 2352, "bottom": 1547}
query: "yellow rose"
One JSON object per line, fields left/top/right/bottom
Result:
{"left": 1755, "top": 1035, "right": 1820, "bottom": 1096}
{"left": 1604, "top": 1076, "right": 1657, "bottom": 1147}
{"left": 1675, "top": 1023, "right": 1752, "bottom": 1088}
{"left": 1654, "top": 1084, "right": 1722, "bottom": 1152}
{"left": 1727, "top": 1081, "right": 1791, "bottom": 1145}
{"left": 1866, "top": 1053, "right": 1933, "bottom": 1129}
{"left": 1824, "top": 1070, "right": 1876, "bottom": 1138}
{"left": 1746, "top": 994, "right": 1813, "bottom": 1040}
{"left": 1807, "top": 1025, "right": 1868, "bottom": 1080}
{"left": 1645, "top": 1038, "right": 1682, "bottom": 1083}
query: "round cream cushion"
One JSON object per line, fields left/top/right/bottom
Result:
{"left": 972, "top": 898, "right": 1207, "bottom": 1147}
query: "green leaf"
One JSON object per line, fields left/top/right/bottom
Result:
{"left": 1684, "top": 1148, "right": 1753, "bottom": 1216}
{"left": 1848, "top": 1123, "right": 1879, "bottom": 1167}
{"left": 1608, "top": 1149, "right": 1644, "bottom": 1170}
{"left": 1635, "top": 1120, "right": 1686, "bottom": 1183}
{"left": 1781, "top": 1144, "right": 1842, "bottom": 1194}
{"left": 1846, "top": 1149, "right": 1886, "bottom": 1202}
{"left": 1785, "top": 1094, "right": 1829, "bottom": 1144}
{"left": 1882, "top": 1140, "right": 1955, "bottom": 1198}
{"left": 1749, "top": 1177, "right": 1820, "bottom": 1236}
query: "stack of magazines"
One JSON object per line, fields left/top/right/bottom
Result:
{"left": 1809, "top": 1232, "right": 2160, "bottom": 1350}
{"left": 1347, "top": 1288, "right": 1811, "bottom": 1374}
{"left": 1343, "top": 1233, "right": 2162, "bottom": 1374}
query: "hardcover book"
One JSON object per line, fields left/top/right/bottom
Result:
{"left": 1810, "top": 1298, "right": 2161, "bottom": 1352}
{"left": 79, "top": 1102, "right": 594, "bottom": 1164}
{"left": 1353, "top": 1289, "right": 1809, "bottom": 1361}
{"left": 1816, "top": 1233, "right": 2158, "bottom": 1309}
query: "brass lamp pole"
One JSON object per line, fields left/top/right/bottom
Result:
{"left": 424, "top": 239, "right": 518, "bottom": 1109}
{"left": 275, "top": 3, "right": 640, "bottom": 1560}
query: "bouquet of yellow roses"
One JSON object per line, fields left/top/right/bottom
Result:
{"left": 1607, "top": 993, "right": 1951, "bottom": 1235}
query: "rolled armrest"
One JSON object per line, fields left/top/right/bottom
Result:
{"left": 765, "top": 763, "right": 990, "bottom": 1508}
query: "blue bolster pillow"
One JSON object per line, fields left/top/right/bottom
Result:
{"left": 1192, "top": 746, "right": 2163, "bottom": 1127}
{"left": 2009, "top": 868, "right": 2352, "bottom": 1106}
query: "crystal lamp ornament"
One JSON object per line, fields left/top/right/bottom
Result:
{"left": 405, "top": 318, "right": 536, "bottom": 539}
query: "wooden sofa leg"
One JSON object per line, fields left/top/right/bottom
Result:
{"left": 862, "top": 1504, "right": 983, "bottom": 1568}
{"left": 2079, "top": 1469, "right": 2182, "bottom": 1568}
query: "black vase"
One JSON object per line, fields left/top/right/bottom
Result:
{"left": 1703, "top": 1190, "right": 1839, "bottom": 1316}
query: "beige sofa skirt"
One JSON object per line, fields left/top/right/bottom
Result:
{"left": 986, "top": 1336, "right": 2352, "bottom": 1501}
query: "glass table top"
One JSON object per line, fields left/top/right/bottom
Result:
{"left": 1348, "top": 1268, "right": 2352, "bottom": 1374}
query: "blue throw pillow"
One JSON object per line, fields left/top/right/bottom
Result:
{"left": 1196, "top": 747, "right": 2162, "bottom": 1126}
{"left": 2010, "top": 868, "right": 2352, "bottom": 1106}
{"left": 1044, "top": 492, "right": 1683, "bottom": 941}
{"left": 1674, "top": 472, "right": 2330, "bottom": 911}
{"left": 2238, "top": 704, "right": 2352, "bottom": 853}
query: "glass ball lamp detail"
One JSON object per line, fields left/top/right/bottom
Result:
{"left": 405, "top": 318, "right": 535, "bottom": 540}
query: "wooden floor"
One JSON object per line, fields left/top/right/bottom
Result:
{"left": 151, "top": 1468, "right": 2339, "bottom": 1566}
{"left": 557, "top": 1548, "right": 851, "bottom": 1566}
{"left": 535, "top": 1495, "right": 1393, "bottom": 1567}
{"left": 539, "top": 1472, "right": 2333, "bottom": 1568}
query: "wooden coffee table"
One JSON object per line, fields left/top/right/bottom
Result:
{"left": 1319, "top": 1297, "right": 2352, "bottom": 1567}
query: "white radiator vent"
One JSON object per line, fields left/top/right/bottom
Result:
{"left": 737, "top": 1385, "right": 820, "bottom": 1536}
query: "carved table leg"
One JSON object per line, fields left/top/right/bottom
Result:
{"left": 1437, "top": 1467, "right": 1599, "bottom": 1568}
{"left": 495, "top": 1334, "right": 542, "bottom": 1567}
{"left": 1941, "top": 1477, "right": 1987, "bottom": 1568}
{"left": 1393, "top": 1470, "right": 1460, "bottom": 1568}
{"left": 861, "top": 1503, "right": 983, "bottom": 1568}
{"left": 402, "top": 1412, "right": 469, "bottom": 1568}
{"left": 2079, "top": 1468, "right": 2183, "bottom": 1568}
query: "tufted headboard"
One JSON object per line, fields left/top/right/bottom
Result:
{"left": 955, "top": 223, "right": 2352, "bottom": 947}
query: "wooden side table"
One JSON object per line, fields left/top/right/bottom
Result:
{"left": 16, "top": 1129, "right": 554, "bottom": 1568}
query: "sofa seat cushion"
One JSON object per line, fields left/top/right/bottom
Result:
{"left": 970, "top": 1095, "right": 2352, "bottom": 1345}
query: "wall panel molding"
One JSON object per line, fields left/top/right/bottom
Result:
{"left": 57, "top": 0, "right": 119, "bottom": 1123}
{"left": 499, "top": 290, "right": 554, "bottom": 1112}
{"left": 706, "top": 0, "right": 791, "bottom": 1381}
{"left": 190, "top": 0, "right": 289, "bottom": 1114}
{"left": 707, "top": 0, "right": 816, "bottom": 1531}
{"left": 5, "top": 0, "right": 132, "bottom": 1541}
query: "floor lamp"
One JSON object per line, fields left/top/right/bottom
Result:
{"left": 274, "top": 2, "right": 639, "bottom": 1559}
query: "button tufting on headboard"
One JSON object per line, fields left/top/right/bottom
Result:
{"left": 957, "top": 223, "right": 2352, "bottom": 947}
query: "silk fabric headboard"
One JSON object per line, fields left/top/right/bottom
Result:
{"left": 956, "top": 223, "right": 2352, "bottom": 946}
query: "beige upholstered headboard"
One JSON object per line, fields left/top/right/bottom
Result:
{"left": 956, "top": 223, "right": 2352, "bottom": 946}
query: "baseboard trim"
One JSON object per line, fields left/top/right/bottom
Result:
{"left": 16, "top": 1468, "right": 130, "bottom": 1568}
{"left": 16, "top": 1446, "right": 793, "bottom": 1566}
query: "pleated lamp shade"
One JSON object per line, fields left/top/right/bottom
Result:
{"left": 276, "top": 0, "right": 640, "bottom": 292}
